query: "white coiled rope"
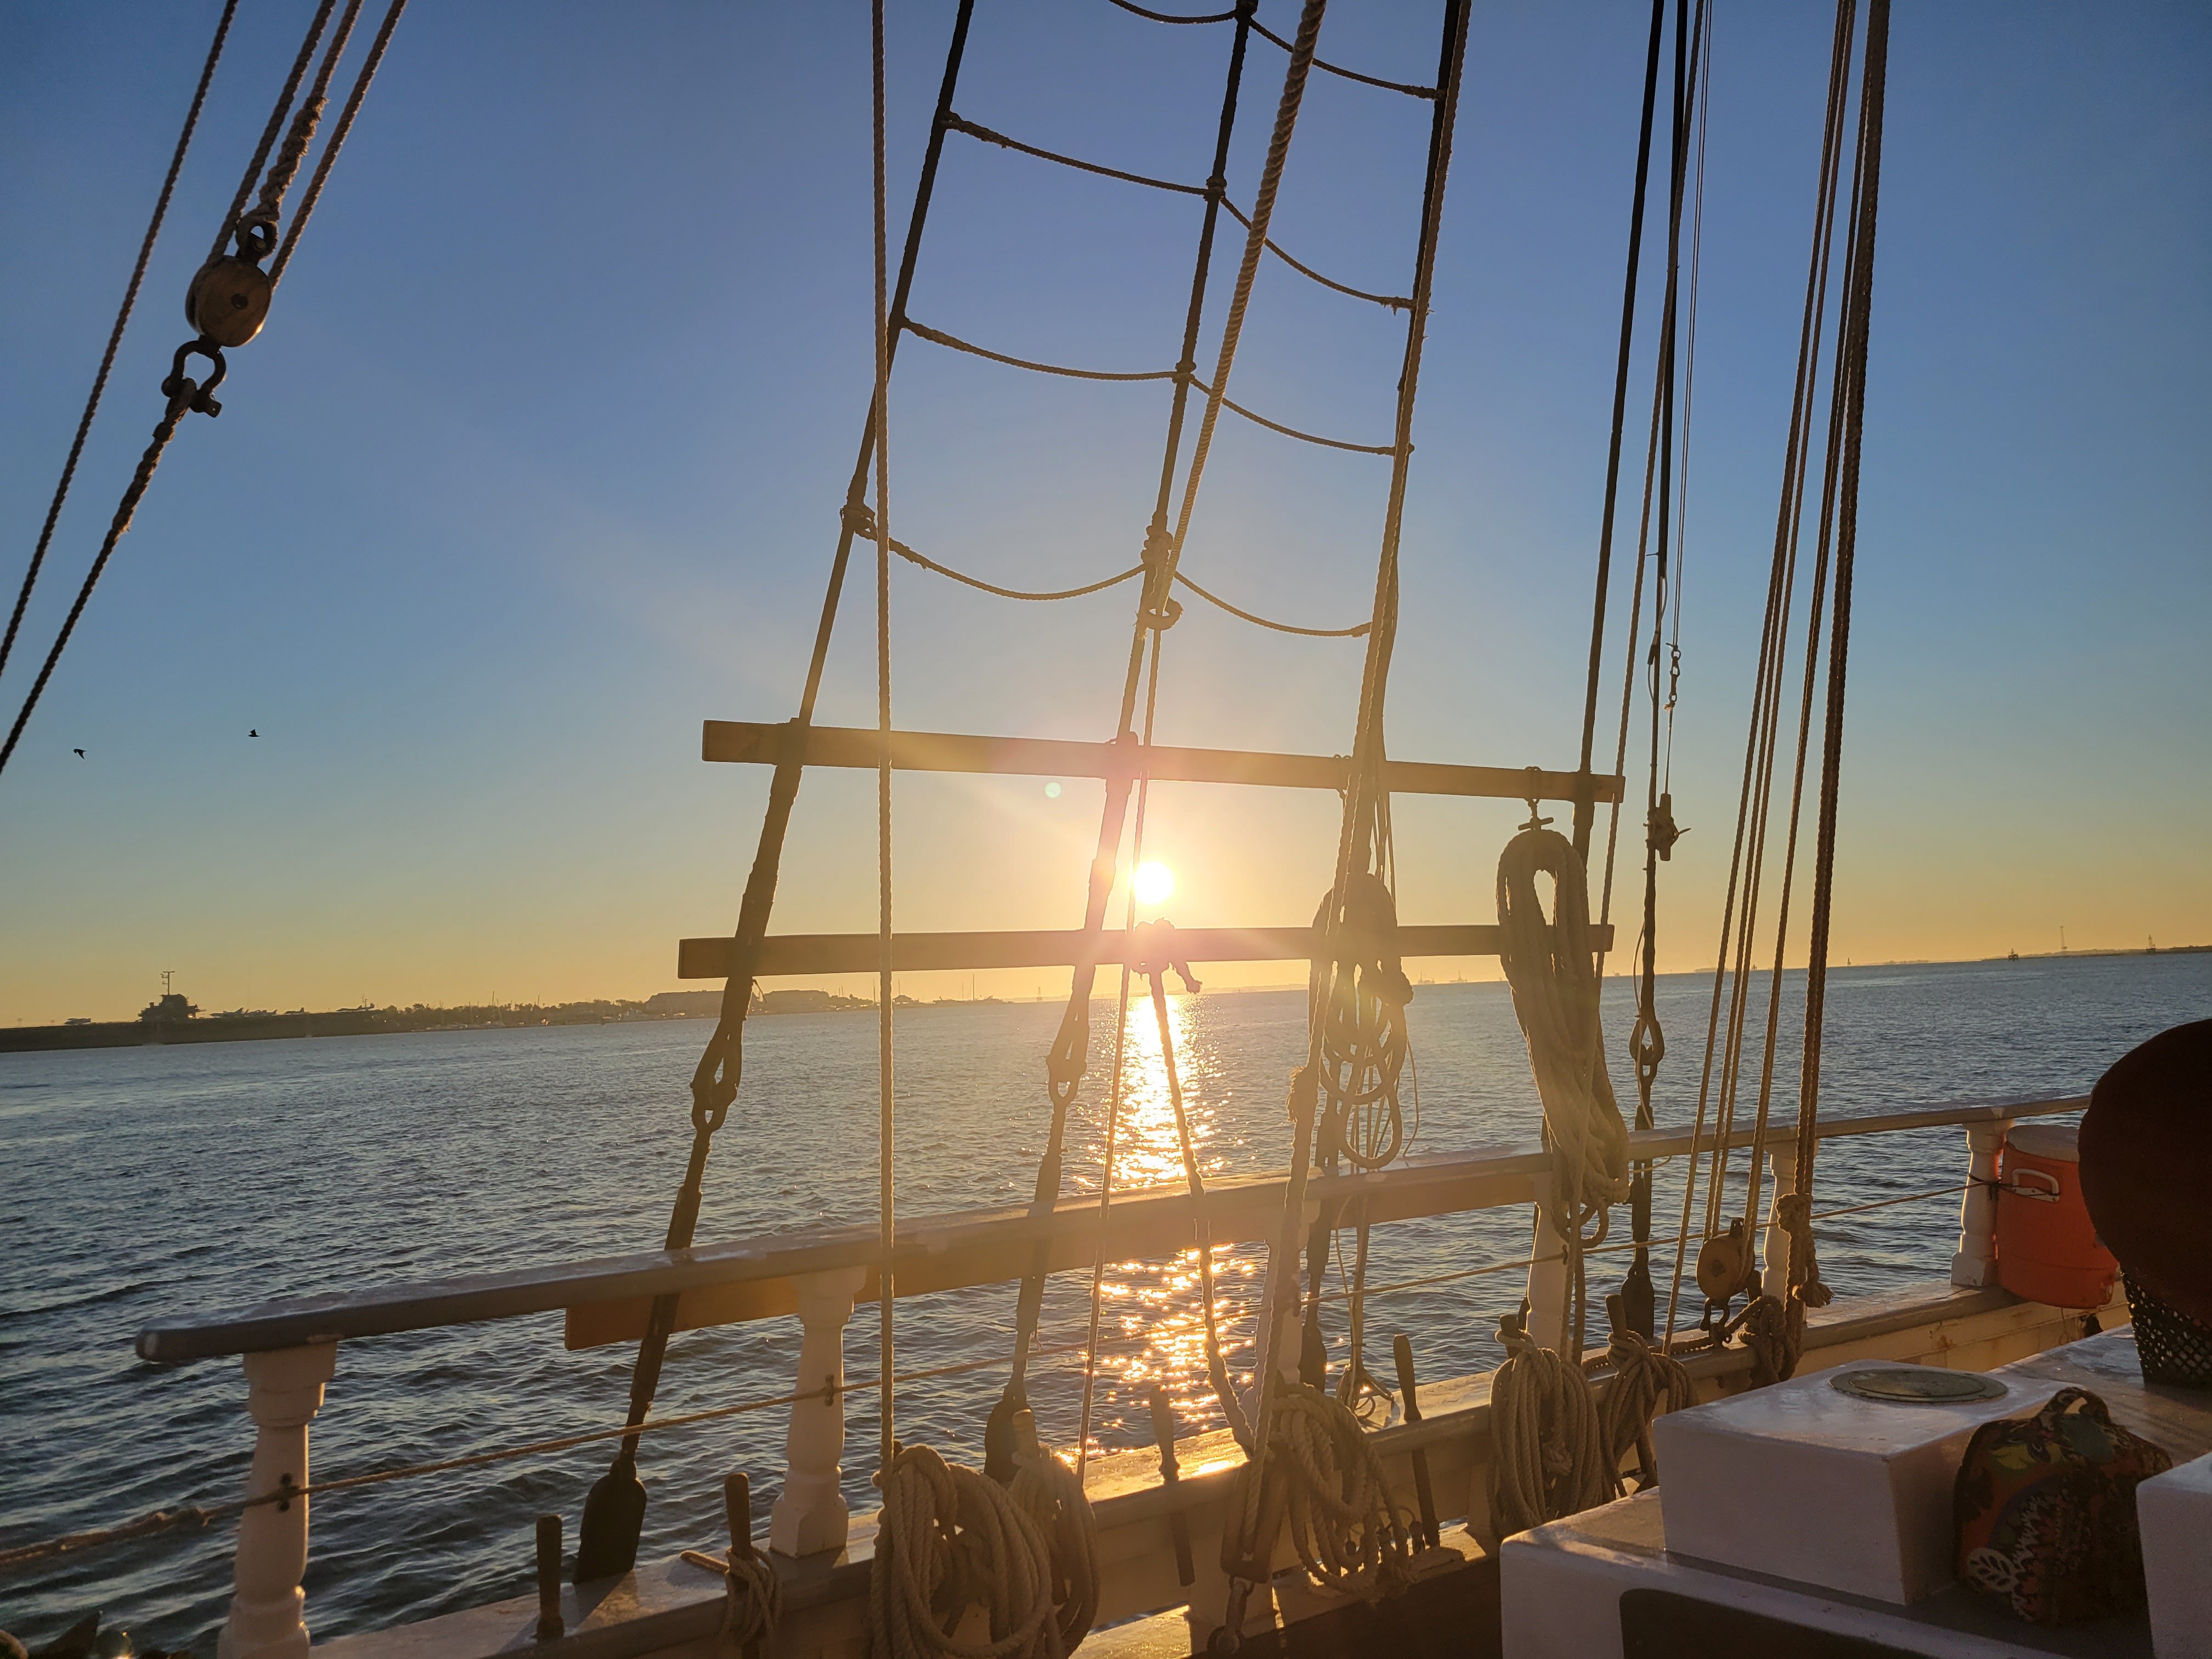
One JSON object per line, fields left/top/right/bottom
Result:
{"left": 1496, "top": 826, "right": 1632, "bottom": 1235}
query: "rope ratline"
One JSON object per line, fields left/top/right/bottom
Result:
{"left": 939, "top": 109, "right": 1409, "bottom": 309}
{"left": 902, "top": 320, "right": 1395, "bottom": 453}
{"left": 1104, "top": 0, "right": 1438, "bottom": 99}
{"left": 851, "top": 506, "right": 1369, "bottom": 636}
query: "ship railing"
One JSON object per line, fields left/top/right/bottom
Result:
{"left": 132, "top": 1093, "right": 2072, "bottom": 1659}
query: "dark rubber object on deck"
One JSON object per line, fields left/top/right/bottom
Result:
{"left": 2079, "top": 1018, "right": 2212, "bottom": 1328}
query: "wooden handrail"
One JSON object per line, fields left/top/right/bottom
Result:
{"left": 702, "top": 721, "right": 1624, "bottom": 804}
{"left": 676, "top": 922, "right": 1609, "bottom": 980}
{"left": 133, "top": 1095, "right": 2080, "bottom": 1364}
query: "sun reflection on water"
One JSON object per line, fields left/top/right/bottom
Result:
{"left": 1073, "top": 988, "right": 1265, "bottom": 1459}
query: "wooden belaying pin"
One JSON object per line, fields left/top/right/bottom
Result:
{"left": 723, "top": 1472, "right": 763, "bottom": 1659}
{"left": 1393, "top": 1334, "right": 1441, "bottom": 1551}
{"left": 1149, "top": 1386, "right": 1196, "bottom": 1587}
{"left": 534, "top": 1513, "right": 564, "bottom": 1640}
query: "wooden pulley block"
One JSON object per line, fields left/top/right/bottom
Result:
{"left": 186, "top": 255, "right": 272, "bottom": 347}
{"left": 1695, "top": 1217, "right": 1757, "bottom": 1305}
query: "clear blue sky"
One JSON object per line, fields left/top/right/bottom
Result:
{"left": 2, "top": 2, "right": 2207, "bottom": 1023}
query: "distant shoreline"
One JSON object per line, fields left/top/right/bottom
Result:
{"left": 5, "top": 943, "right": 2202, "bottom": 1055}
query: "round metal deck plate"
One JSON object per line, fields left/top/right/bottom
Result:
{"left": 1830, "top": 1367, "right": 2008, "bottom": 1404}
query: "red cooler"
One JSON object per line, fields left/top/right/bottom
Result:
{"left": 1996, "top": 1121, "right": 2119, "bottom": 1308}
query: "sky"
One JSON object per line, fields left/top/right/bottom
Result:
{"left": 1, "top": 2, "right": 2207, "bottom": 1024}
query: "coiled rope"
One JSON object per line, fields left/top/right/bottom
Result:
{"left": 1593, "top": 1327, "right": 1692, "bottom": 1487}
{"left": 870, "top": 1440, "right": 1090, "bottom": 1659}
{"left": 676, "top": 1548, "right": 782, "bottom": 1656}
{"left": 1482, "top": 1336, "right": 1610, "bottom": 1547}
{"left": 1497, "top": 830, "right": 1632, "bottom": 1226}
{"left": 1225, "top": 1384, "right": 1410, "bottom": 1597}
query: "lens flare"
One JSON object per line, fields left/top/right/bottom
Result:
{"left": 1132, "top": 860, "right": 1175, "bottom": 906}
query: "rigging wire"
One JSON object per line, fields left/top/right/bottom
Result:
{"left": 870, "top": 0, "right": 898, "bottom": 1477}
{"left": 0, "top": 0, "right": 240, "bottom": 689}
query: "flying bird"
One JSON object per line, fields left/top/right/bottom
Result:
{"left": 249, "top": 729, "right": 259, "bottom": 738}
{"left": 73, "top": 748, "right": 84, "bottom": 758}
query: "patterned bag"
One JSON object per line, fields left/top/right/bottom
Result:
{"left": 1953, "top": 1386, "right": 2172, "bottom": 1625}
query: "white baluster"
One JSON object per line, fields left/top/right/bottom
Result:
{"left": 770, "top": 1264, "right": 867, "bottom": 1558}
{"left": 1523, "top": 1203, "right": 1570, "bottom": 1353}
{"left": 1950, "top": 1120, "right": 2012, "bottom": 1288}
{"left": 218, "top": 1343, "right": 337, "bottom": 1659}
{"left": 1761, "top": 1147, "right": 1797, "bottom": 1302}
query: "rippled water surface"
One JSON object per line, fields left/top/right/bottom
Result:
{"left": 3, "top": 952, "right": 2205, "bottom": 1650}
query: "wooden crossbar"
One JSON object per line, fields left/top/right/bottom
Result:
{"left": 675, "top": 922, "right": 1610, "bottom": 980}
{"left": 702, "top": 720, "right": 1622, "bottom": 804}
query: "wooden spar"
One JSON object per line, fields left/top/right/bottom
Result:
{"left": 677, "top": 922, "right": 1604, "bottom": 980}
{"left": 131, "top": 1097, "right": 2084, "bottom": 1364}
{"left": 702, "top": 720, "right": 1624, "bottom": 804}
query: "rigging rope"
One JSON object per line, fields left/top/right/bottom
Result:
{"left": 901, "top": 320, "right": 1395, "bottom": 452}
{"left": 1661, "top": 0, "right": 1856, "bottom": 1357}
{"left": 1104, "top": 1, "right": 1437, "bottom": 99}
{"left": 1219, "top": 4, "right": 1467, "bottom": 1642}
{"left": 940, "top": 111, "right": 1409, "bottom": 309}
{"left": 0, "top": 0, "right": 238, "bottom": 688}
{"left": 578, "top": 0, "right": 983, "bottom": 1583}
{"left": 0, "top": 0, "right": 403, "bottom": 781}
{"left": 867, "top": 517, "right": 1365, "bottom": 635}
{"left": 871, "top": 0, "right": 900, "bottom": 1478}
{"left": 1004, "top": 0, "right": 1257, "bottom": 1479}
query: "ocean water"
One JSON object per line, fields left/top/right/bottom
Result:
{"left": 2, "top": 951, "right": 2205, "bottom": 1651}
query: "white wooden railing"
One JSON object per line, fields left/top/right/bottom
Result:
{"left": 134, "top": 1094, "right": 2074, "bottom": 1659}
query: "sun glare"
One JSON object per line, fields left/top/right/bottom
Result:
{"left": 1132, "top": 860, "right": 1175, "bottom": 906}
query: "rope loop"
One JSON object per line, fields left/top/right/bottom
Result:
{"left": 1310, "top": 875, "right": 1410, "bottom": 1171}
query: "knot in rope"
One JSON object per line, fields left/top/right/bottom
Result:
{"left": 1739, "top": 1294, "right": 1799, "bottom": 1390}
{"left": 870, "top": 1444, "right": 1064, "bottom": 1659}
{"left": 1132, "top": 918, "right": 1203, "bottom": 993}
{"left": 1774, "top": 1191, "right": 1833, "bottom": 1310}
{"left": 1595, "top": 1328, "right": 1692, "bottom": 1488}
{"left": 1483, "top": 1341, "right": 1611, "bottom": 1547}
{"left": 1310, "top": 874, "right": 1412, "bottom": 1171}
{"left": 1496, "top": 827, "right": 1631, "bottom": 1234}
{"left": 1137, "top": 520, "right": 1182, "bottom": 630}
{"left": 1229, "top": 1384, "right": 1410, "bottom": 1600}
{"left": 678, "top": 1547, "right": 782, "bottom": 1656}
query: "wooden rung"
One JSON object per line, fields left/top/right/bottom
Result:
{"left": 702, "top": 720, "right": 1621, "bottom": 805}
{"left": 676, "top": 922, "right": 1611, "bottom": 980}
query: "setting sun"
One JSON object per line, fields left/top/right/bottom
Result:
{"left": 1132, "top": 860, "right": 1175, "bottom": 906}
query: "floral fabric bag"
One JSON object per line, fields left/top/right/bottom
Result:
{"left": 1953, "top": 1385, "right": 2172, "bottom": 1625}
